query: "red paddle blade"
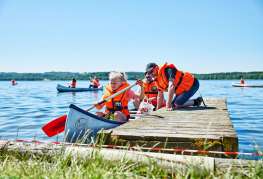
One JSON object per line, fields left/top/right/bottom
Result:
{"left": 42, "top": 115, "right": 67, "bottom": 137}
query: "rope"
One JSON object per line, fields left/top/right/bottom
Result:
{"left": 13, "top": 139, "right": 263, "bottom": 157}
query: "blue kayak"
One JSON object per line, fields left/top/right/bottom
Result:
{"left": 64, "top": 104, "right": 125, "bottom": 143}
{"left": 56, "top": 84, "right": 103, "bottom": 92}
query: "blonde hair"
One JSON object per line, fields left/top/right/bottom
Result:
{"left": 109, "top": 71, "right": 127, "bottom": 82}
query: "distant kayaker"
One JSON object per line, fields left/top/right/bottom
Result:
{"left": 89, "top": 76, "right": 100, "bottom": 88}
{"left": 240, "top": 76, "right": 245, "bottom": 85}
{"left": 144, "top": 62, "right": 203, "bottom": 111}
{"left": 134, "top": 72, "right": 165, "bottom": 110}
{"left": 70, "top": 78, "right": 77, "bottom": 88}
{"left": 11, "top": 79, "right": 17, "bottom": 86}
{"left": 95, "top": 71, "right": 142, "bottom": 122}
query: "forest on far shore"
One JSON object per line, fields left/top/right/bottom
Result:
{"left": 0, "top": 71, "right": 263, "bottom": 81}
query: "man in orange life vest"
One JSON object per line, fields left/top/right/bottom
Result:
{"left": 134, "top": 72, "right": 165, "bottom": 110}
{"left": 95, "top": 71, "right": 141, "bottom": 122}
{"left": 145, "top": 62, "right": 203, "bottom": 110}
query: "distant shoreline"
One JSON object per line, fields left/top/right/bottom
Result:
{"left": 0, "top": 71, "right": 262, "bottom": 80}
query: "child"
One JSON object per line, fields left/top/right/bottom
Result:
{"left": 134, "top": 72, "right": 165, "bottom": 110}
{"left": 95, "top": 71, "right": 141, "bottom": 122}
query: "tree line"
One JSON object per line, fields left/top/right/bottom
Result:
{"left": 0, "top": 72, "right": 143, "bottom": 81}
{"left": 194, "top": 72, "right": 263, "bottom": 80}
{"left": 0, "top": 71, "right": 263, "bottom": 81}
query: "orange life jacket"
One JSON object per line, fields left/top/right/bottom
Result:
{"left": 143, "top": 80, "right": 166, "bottom": 107}
{"left": 103, "top": 82, "right": 130, "bottom": 119}
{"left": 156, "top": 63, "right": 195, "bottom": 95}
{"left": 94, "top": 79, "right": 100, "bottom": 87}
{"left": 71, "top": 81, "right": 76, "bottom": 88}
{"left": 143, "top": 81, "right": 158, "bottom": 99}
{"left": 93, "top": 79, "right": 100, "bottom": 87}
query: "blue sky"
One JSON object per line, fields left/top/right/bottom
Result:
{"left": 0, "top": 0, "right": 263, "bottom": 73}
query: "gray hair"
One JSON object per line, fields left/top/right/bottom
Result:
{"left": 109, "top": 71, "right": 127, "bottom": 82}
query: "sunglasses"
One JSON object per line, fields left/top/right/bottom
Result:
{"left": 145, "top": 67, "right": 157, "bottom": 75}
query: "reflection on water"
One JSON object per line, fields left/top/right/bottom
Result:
{"left": 0, "top": 80, "right": 263, "bottom": 156}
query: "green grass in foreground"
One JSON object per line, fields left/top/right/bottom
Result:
{"left": 0, "top": 150, "right": 262, "bottom": 179}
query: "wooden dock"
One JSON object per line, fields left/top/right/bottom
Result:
{"left": 101, "top": 98, "right": 238, "bottom": 157}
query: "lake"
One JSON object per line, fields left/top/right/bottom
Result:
{"left": 0, "top": 80, "right": 262, "bottom": 156}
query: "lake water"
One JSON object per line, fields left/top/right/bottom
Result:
{"left": 0, "top": 80, "right": 262, "bottom": 156}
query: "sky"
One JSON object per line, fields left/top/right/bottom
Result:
{"left": 0, "top": 0, "right": 263, "bottom": 73}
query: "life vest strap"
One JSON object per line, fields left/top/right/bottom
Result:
{"left": 106, "top": 106, "right": 128, "bottom": 111}
{"left": 145, "top": 91, "right": 158, "bottom": 94}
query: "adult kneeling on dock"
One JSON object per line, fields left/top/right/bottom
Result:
{"left": 145, "top": 62, "right": 203, "bottom": 110}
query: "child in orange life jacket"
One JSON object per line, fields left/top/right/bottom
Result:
{"left": 134, "top": 72, "right": 165, "bottom": 110}
{"left": 70, "top": 78, "right": 77, "bottom": 88}
{"left": 145, "top": 62, "right": 203, "bottom": 111}
{"left": 95, "top": 71, "right": 141, "bottom": 122}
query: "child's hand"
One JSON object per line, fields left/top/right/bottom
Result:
{"left": 148, "top": 97, "right": 156, "bottom": 102}
{"left": 94, "top": 103, "right": 103, "bottom": 109}
{"left": 166, "top": 107, "right": 173, "bottom": 111}
{"left": 136, "top": 79, "right": 143, "bottom": 87}
{"left": 96, "top": 112, "right": 105, "bottom": 117}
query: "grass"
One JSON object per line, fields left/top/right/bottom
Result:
{"left": 0, "top": 150, "right": 168, "bottom": 178}
{"left": 0, "top": 148, "right": 263, "bottom": 179}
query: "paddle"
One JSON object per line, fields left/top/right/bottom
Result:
{"left": 42, "top": 82, "right": 138, "bottom": 137}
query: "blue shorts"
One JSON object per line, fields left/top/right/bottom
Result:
{"left": 172, "top": 78, "right": 199, "bottom": 106}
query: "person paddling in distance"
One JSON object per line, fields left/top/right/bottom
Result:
{"left": 145, "top": 62, "right": 203, "bottom": 111}
{"left": 69, "top": 78, "right": 77, "bottom": 88}
{"left": 89, "top": 76, "right": 100, "bottom": 88}
{"left": 134, "top": 72, "right": 165, "bottom": 110}
{"left": 95, "top": 71, "right": 142, "bottom": 122}
{"left": 240, "top": 75, "right": 245, "bottom": 85}
{"left": 11, "top": 79, "right": 17, "bottom": 86}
